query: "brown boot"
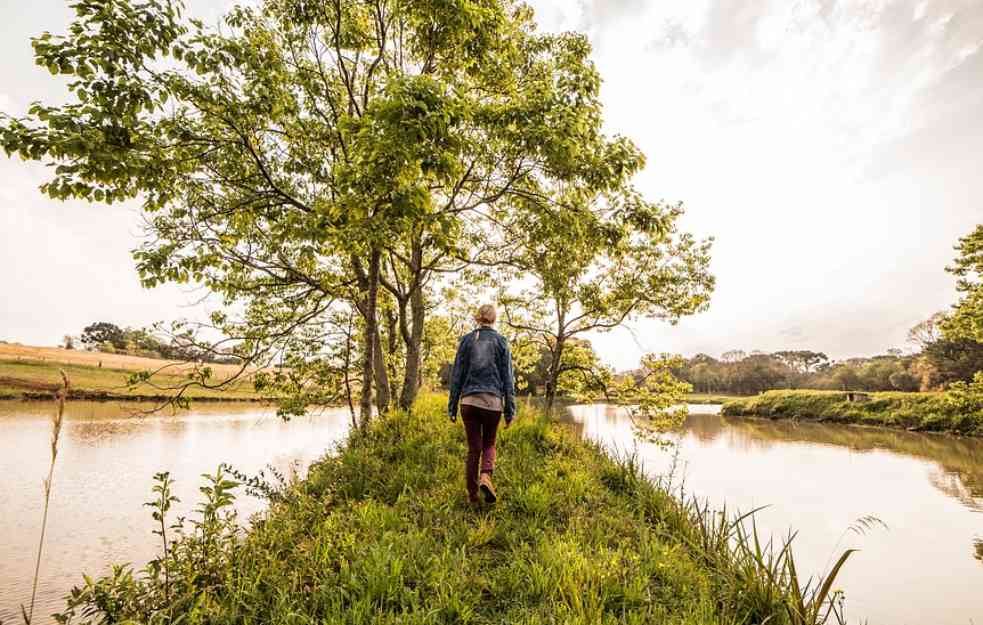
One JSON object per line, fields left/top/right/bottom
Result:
{"left": 479, "top": 473, "right": 497, "bottom": 504}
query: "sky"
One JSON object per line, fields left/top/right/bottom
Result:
{"left": 1, "top": 0, "right": 981, "bottom": 371}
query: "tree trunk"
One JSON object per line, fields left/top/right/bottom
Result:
{"left": 373, "top": 325, "right": 391, "bottom": 413}
{"left": 399, "top": 281, "right": 426, "bottom": 410}
{"left": 545, "top": 336, "right": 566, "bottom": 414}
{"left": 384, "top": 307, "right": 401, "bottom": 404}
{"left": 343, "top": 310, "right": 357, "bottom": 429}
{"left": 357, "top": 250, "right": 381, "bottom": 427}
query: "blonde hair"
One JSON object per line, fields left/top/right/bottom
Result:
{"left": 474, "top": 303, "right": 497, "bottom": 325}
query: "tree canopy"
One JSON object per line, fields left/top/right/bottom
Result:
{"left": 943, "top": 225, "right": 983, "bottom": 343}
{"left": 2, "top": 0, "right": 713, "bottom": 421}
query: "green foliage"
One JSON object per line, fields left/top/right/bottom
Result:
{"left": 2, "top": 0, "right": 675, "bottom": 419}
{"left": 51, "top": 395, "right": 848, "bottom": 625}
{"left": 501, "top": 193, "right": 714, "bottom": 409}
{"left": 80, "top": 322, "right": 126, "bottom": 351}
{"left": 942, "top": 225, "right": 983, "bottom": 343}
{"left": 942, "top": 371, "right": 983, "bottom": 415}
{"left": 612, "top": 354, "right": 692, "bottom": 444}
{"left": 675, "top": 350, "right": 929, "bottom": 396}
{"left": 920, "top": 337, "right": 983, "bottom": 388}
{"left": 722, "top": 389, "right": 983, "bottom": 436}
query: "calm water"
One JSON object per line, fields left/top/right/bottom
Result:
{"left": 0, "top": 401, "right": 351, "bottom": 624}
{"left": 565, "top": 404, "right": 983, "bottom": 625}
{"left": 2, "top": 401, "right": 982, "bottom": 624}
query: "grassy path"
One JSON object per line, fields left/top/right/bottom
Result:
{"left": 55, "top": 395, "right": 846, "bottom": 625}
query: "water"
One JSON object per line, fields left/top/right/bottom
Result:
{"left": 0, "top": 401, "right": 352, "bottom": 624}
{"left": 564, "top": 404, "right": 983, "bottom": 625}
{"left": 2, "top": 401, "right": 982, "bottom": 624}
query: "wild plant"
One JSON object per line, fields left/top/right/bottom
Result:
{"left": 143, "top": 472, "right": 179, "bottom": 602}
{"left": 21, "top": 370, "right": 68, "bottom": 625}
{"left": 221, "top": 461, "right": 293, "bottom": 504}
{"left": 681, "top": 498, "right": 854, "bottom": 625}
{"left": 55, "top": 467, "right": 241, "bottom": 624}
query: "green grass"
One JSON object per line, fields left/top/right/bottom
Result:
{"left": 54, "top": 394, "right": 850, "bottom": 625}
{"left": 722, "top": 389, "right": 983, "bottom": 436}
{"left": 684, "top": 393, "right": 743, "bottom": 405}
{"left": 0, "top": 358, "right": 261, "bottom": 401}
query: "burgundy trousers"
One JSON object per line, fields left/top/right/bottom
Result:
{"left": 461, "top": 404, "right": 502, "bottom": 498}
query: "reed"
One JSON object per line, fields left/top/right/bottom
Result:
{"left": 22, "top": 370, "right": 69, "bottom": 625}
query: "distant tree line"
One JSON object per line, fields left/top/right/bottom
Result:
{"left": 64, "top": 321, "right": 241, "bottom": 365}
{"left": 645, "top": 315, "right": 983, "bottom": 396}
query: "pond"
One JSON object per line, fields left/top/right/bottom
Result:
{"left": 0, "top": 401, "right": 351, "bottom": 625}
{"left": 564, "top": 404, "right": 983, "bottom": 625}
{"left": 2, "top": 400, "right": 982, "bottom": 624}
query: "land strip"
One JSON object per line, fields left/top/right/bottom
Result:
{"left": 722, "top": 389, "right": 982, "bottom": 437}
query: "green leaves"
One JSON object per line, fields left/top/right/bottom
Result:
{"left": 613, "top": 353, "right": 692, "bottom": 445}
{"left": 942, "top": 224, "right": 983, "bottom": 343}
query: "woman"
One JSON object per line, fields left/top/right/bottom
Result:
{"left": 448, "top": 304, "right": 516, "bottom": 504}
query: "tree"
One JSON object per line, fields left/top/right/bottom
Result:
{"left": 922, "top": 338, "right": 983, "bottom": 387}
{"left": 2, "top": 0, "right": 637, "bottom": 420}
{"left": 502, "top": 193, "right": 714, "bottom": 412}
{"left": 888, "top": 370, "right": 920, "bottom": 392}
{"left": 908, "top": 312, "right": 946, "bottom": 350}
{"left": 771, "top": 350, "right": 828, "bottom": 373}
{"left": 727, "top": 354, "right": 791, "bottom": 395}
{"left": 943, "top": 225, "right": 983, "bottom": 342}
{"left": 831, "top": 366, "right": 861, "bottom": 391}
{"left": 80, "top": 322, "right": 126, "bottom": 351}
{"left": 720, "top": 349, "right": 746, "bottom": 363}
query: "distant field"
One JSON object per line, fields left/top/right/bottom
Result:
{"left": 0, "top": 343, "right": 261, "bottom": 401}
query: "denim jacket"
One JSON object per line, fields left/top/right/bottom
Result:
{"left": 448, "top": 326, "right": 516, "bottom": 422}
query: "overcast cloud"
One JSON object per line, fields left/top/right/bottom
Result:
{"left": 1, "top": 0, "right": 981, "bottom": 370}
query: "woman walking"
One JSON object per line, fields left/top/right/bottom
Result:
{"left": 448, "top": 304, "right": 516, "bottom": 504}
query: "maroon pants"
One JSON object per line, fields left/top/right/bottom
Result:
{"left": 461, "top": 404, "right": 502, "bottom": 498}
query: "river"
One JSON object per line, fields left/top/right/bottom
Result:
{"left": 1, "top": 400, "right": 981, "bottom": 624}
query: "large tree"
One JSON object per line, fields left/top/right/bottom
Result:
{"left": 943, "top": 225, "right": 983, "bottom": 343}
{"left": 2, "top": 0, "right": 641, "bottom": 420}
{"left": 501, "top": 192, "right": 714, "bottom": 411}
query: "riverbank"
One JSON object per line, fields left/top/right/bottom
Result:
{"left": 684, "top": 393, "right": 742, "bottom": 404}
{"left": 722, "top": 390, "right": 983, "bottom": 436}
{"left": 0, "top": 357, "right": 260, "bottom": 401}
{"left": 53, "top": 394, "right": 845, "bottom": 625}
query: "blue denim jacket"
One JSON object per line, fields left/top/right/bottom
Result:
{"left": 448, "top": 326, "right": 516, "bottom": 422}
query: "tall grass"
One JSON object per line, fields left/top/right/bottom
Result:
{"left": 50, "top": 394, "right": 852, "bottom": 625}
{"left": 21, "top": 370, "right": 69, "bottom": 625}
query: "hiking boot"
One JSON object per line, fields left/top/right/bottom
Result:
{"left": 479, "top": 473, "right": 497, "bottom": 504}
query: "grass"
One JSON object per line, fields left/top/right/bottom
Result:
{"left": 0, "top": 343, "right": 247, "bottom": 376}
{"left": 51, "top": 394, "right": 850, "bottom": 625}
{"left": 0, "top": 358, "right": 261, "bottom": 401}
{"left": 684, "top": 393, "right": 743, "bottom": 405}
{"left": 722, "top": 389, "right": 983, "bottom": 436}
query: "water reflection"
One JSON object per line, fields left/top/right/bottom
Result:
{"left": 0, "top": 401, "right": 350, "bottom": 625}
{"left": 681, "top": 412, "right": 983, "bottom": 512}
{"left": 564, "top": 404, "right": 983, "bottom": 625}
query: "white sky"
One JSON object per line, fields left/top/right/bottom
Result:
{"left": 1, "top": 0, "right": 982, "bottom": 371}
